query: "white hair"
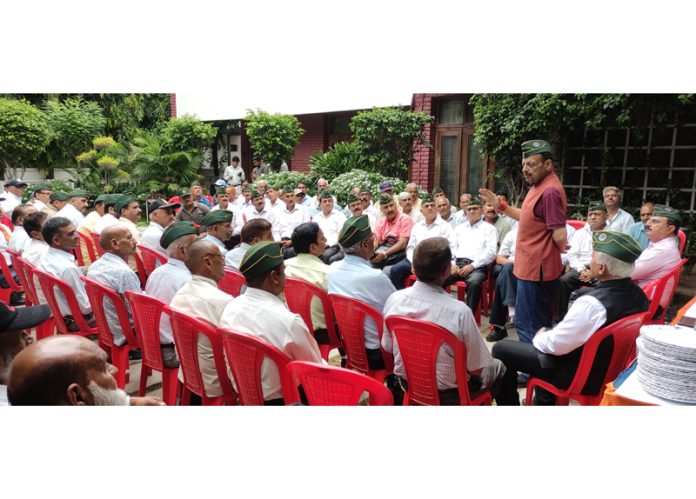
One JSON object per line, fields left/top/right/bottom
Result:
{"left": 602, "top": 186, "right": 623, "bottom": 200}
{"left": 87, "top": 380, "right": 129, "bottom": 406}
{"left": 398, "top": 191, "right": 411, "bottom": 201}
{"left": 167, "top": 235, "right": 191, "bottom": 258}
{"left": 594, "top": 251, "right": 635, "bottom": 278}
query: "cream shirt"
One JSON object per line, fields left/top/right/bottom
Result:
{"left": 284, "top": 253, "right": 330, "bottom": 330}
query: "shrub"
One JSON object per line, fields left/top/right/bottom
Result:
{"left": 330, "top": 169, "right": 406, "bottom": 206}
{"left": 257, "top": 171, "right": 314, "bottom": 194}
{"left": 244, "top": 109, "right": 304, "bottom": 171}
{"left": 308, "top": 141, "right": 362, "bottom": 180}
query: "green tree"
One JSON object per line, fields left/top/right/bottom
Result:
{"left": 161, "top": 115, "right": 217, "bottom": 155}
{"left": 84, "top": 93, "right": 171, "bottom": 142}
{"left": 244, "top": 109, "right": 304, "bottom": 171}
{"left": 73, "top": 136, "right": 131, "bottom": 195}
{"left": 349, "top": 107, "right": 433, "bottom": 178}
{"left": 0, "top": 98, "right": 49, "bottom": 178}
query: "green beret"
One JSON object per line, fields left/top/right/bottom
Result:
{"left": 421, "top": 193, "right": 434, "bottom": 204}
{"left": 191, "top": 181, "right": 201, "bottom": 187}
{"left": 179, "top": 187, "right": 191, "bottom": 198}
{"left": 250, "top": 190, "right": 262, "bottom": 200}
{"left": 32, "top": 183, "right": 51, "bottom": 193}
{"left": 114, "top": 194, "right": 138, "bottom": 214}
{"left": 466, "top": 198, "right": 482, "bottom": 207}
{"left": 239, "top": 241, "right": 284, "bottom": 281}
{"left": 653, "top": 204, "right": 681, "bottom": 223}
{"left": 346, "top": 193, "right": 360, "bottom": 204}
{"left": 588, "top": 201, "right": 607, "bottom": 213}
{"left": 68, "top": 189, "right": 89, "bottom": 199}
{"left": 318, "top": 190, "right": 333, "bottom": 200}
{"left": 432, "top": 186, "right": 444, "bottom": 196}
{"left": 201, "top": 210, "right": 233, "bottom": 226}
{"left": 241, "top": 185, "right": 252, "bottom": 192}
{"left": 592, "top": 231, "right": 642, "bottom": 263}
{"left": 379, "top": 193, "right": 394, "bottom": 206}
{"left": 338, "top": 215, "right": 371, "bottom": 248}
{"left": 160, "top": 221, "right": 199, "bottom": 249}
{"left": 50, "top": 192, "right": 69, "bottom": 202}
{"left": 522, "top": 139, "right": 553, "bottom": 158}
{"left": 103, "top": 194, "right": 120, "bottom": 208}
{"left": 94, "top": 194, "right": 109, "bottom": 204}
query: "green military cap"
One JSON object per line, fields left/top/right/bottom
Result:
{"left": 50, "top": 192, "right": 69, "bottom": 202}
{"left": 250, "top": 189, "right": 262, "bottom": 200}
{"left": 653, "top": 204, "right": 681, "bottom": 223}
{"left": 32, "top": 183, "right": 51, "bottom": 193}
{"left": 239, "top": 241, "right": 284, "bottom": 281}
{"left": 103, "top": 194, "right": 120, "bottom": 207}
{"left": 379, "top": 193, "right": 394, "bottom": 206}
{"left": 346, "top": 192, "right": 360, "bottom": 204}
{"left": 466, "top": 198, "right": 482, "bottom": 207}
{"left": 359, "top": 185, "right": 371, "bottom": 194}
{"left": 318, "top": 190, "right": 333, "bottom": 200}
{"left": 201, "top": 210, "right": 233, "bottom": 226}
{"left": 588, "top": 201, "right": 607, "bottom": 213}
{"left": 94, "top": 194, "right": 109, "bottom": 204}
{"left": 160, "top": 221, "right": 199, "bottom": 249}
{"left": 338, "top": 215, "right": 371, "bottom": 248}
{"left": 68, "top": 188, "right": 89, "bottom": 199}
{"left": 114, "top": 194, "right": 138, "bottom": 214}
{"left": 179, "top": 187, "right": 191, "bottom": 198}
{"left": 191, "top": 181, "right": 201, "bottom": 187}
{"left": 592, "top": 231, "right": 642, "bottom": 263}
{"left": 241, "top": 185, "right": 252, "bottom": 192}
{"left": 432, "top": 186, "right": 444, "bottom": 196}
{"left": 421, "top": 193, "right": 434, "bottom": 204}
{"left": 522, "top": 139, "right": 553, "bottom": 158}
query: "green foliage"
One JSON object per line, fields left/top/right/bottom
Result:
{"left": 73, "top": 136, "right": 130, "bottom": 195}
{"left": 88, "top": 94, "right": 171, "bottom": 142}
{"left": 257, "top": 171, "right": 314, "bottom": 194}
{"left": 0, "top": 98, "right": 50, "bottom": 178}
{"left": 349, "top": 107, "right": 433, "bottom": 178}
{"left": 308, "top": 141, "right": 362, "bottom": 181}
{"left": 329, "top": 169, "right": 406, "bottom": 206}
{"left": 244, "top": 109, "right": 304, "bottom": 171}
{"left": 161, "top": 115, "right": 217, "bottom": 154}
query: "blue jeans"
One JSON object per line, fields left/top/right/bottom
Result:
{"left": 514, "top": 278, "right": 558, "bottom": 343}
{"left": 389, "top": 259, "right": 413, "bottom": 290}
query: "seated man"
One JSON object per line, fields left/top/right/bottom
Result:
{"left": 382, "top": 237, "right": 506, "bottom": 405}
{"left": 398, "top": 191, "right": 423, "bottom": 225}
{"left": 29, "top": 183, "right": 52, "bottom": 212}
{"left": 141, "top": 199, "right": 180, "bottom": 255}
{"left": 170, "top": 239, "right": 233, "bottom": 400}
{"left": 311, "top": 190, "right": 347, "bottom": 264}
{"left": 92, "top": 194, "right": 120, "bottom": 234}
{"left": 556, "top": 202, "right": 608, "bottom": 320}
{"left": 145, "top": 221, "right": 199, "bottom": 368}
{"left": 37, "top": 217, "right": 95, "bottom": 331}
{"left": 176, "top": 187, "right": 210, "bottom": 226}
{"left": 8, "top": 335, "right": 164, "bottom": 406}
{"left": 328, "top": 215, "right": 396, "bottom": 371}
{"left": 219, "top": 241, "right": 323, "bottom": 405}
{"left": 493, "top": 231, "right": 649, "bottom": 405}
{"left": 486, "top": 226, "right": 519, "bottom": 342}
{"left": 77, "top": 194, "right": 107, "bottom": 236}
{"left": 113, "top": 194, "right": 142, "bottom": 243}
{"left": 389, "top": 194, "right": 452, "bottom": 290}
{"left": 446, "top": 198, "right": 497, "bottom": 313}
{"left": 631, "top": 204, "right": 683, "bottom": 287}
{"left": 603, "top": 186, "right": 634, "bottom": 234}
{"left": 86, "top": 225, "right": 142, "bottom": 359}
{"left": 9, "top": 203, "right": 37, "bottom": 253}
{"left": 436, "top": 195, "right": 459, "bottom": 229}
{"left": 627, "top": 202, "right": 655, "bottom": 251}
{"left": 345, "top": 192, "right": 376, "bottom": 231}
{"left": 0, "top": 301, "right": 51, "bottom": 405}
{"left": 359, "top": 186, "right": 380, "bottom": 222}
{"left": 237, "top": 184, "right": 254, "bottom": 211}
{"left": 21, "top": 211, "right": 49, "bottom": 266}
{"left": 55, "top": 189, "right": 89, "bottom": 228}
{"left": 483, "top": 201, "right": 511, "bottom": 250}
{"left": 371, "top": 193, "right": 413, "bottom": 273}
{"left": 210, "top": 188, "right": 244, "bottom": 245}
{"left": 244, "top": 190, "right": 279, "bottom": 240}
{"left": 276, "top": 188, "right": 311, "bottom": 256}
{"left": 284, "top": 223, "right": 331, "bottom": 348}
{"left": 201, "top": 210, "right": 233, "bottom": 257}
{"left": 190, "top": 181, "right": 212, "bottom": 208}
{"left": 41, "top": 192, "right": 68, "bottom": 218}
{"left": 225, "top": 219, "right": 274, "bottom": 271}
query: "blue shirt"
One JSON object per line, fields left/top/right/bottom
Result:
{"left": 327, "top": 255, "right": 396, "bottom": 349}
{"left": 203, "top": 234, "right": 227, "bottom": 257}
{"left": 628, "top": 221, "right": 649, "bottom": 250}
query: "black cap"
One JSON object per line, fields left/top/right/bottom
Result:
{"left": 0, "top": 303, "right": 51, "bottom": 333}
{"left": 147, "top": 199, "right": 181, "bottom": 216}
{"left": 4, "top": 179, "right": 27, "bottom": 188}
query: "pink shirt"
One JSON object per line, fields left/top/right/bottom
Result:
{"left": 631, "top": 236, "right": 682, "bottom": 287}
{"left": 373, "top": 211, "right": 414, "bottom": 243}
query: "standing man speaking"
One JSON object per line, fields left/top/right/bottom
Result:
{"left": 479, "top": 140, "right": 567, "bottom": 343}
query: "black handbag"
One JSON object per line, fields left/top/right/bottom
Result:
{"left": 375, "top": 235, "right": 406, "bottom": 268}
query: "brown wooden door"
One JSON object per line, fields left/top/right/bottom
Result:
{"left": 435, "top": 125, "right": 485, "bottom": 203}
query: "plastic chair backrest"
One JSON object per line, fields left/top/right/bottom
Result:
{"left": 0, "top": 249, "right": 23, "bottom": 293}
{"left": 166, "top": 306, "right": 235, "bottom": 399}
{"left": 125, "top": 291, "right": 169, "bottom": 372}
{"left": 133, "top": 251, "right": 147, "bottom": 289}
{"left": 642, "top": 258, "right": 687, "bottom": 324}
{"left": 284, "top": 277, "right": 340, "bottom": 348}
{"left": 90, "top": 232, "right": 105, "bottom": 256}
{"left": 286, "top": 361, "right": 393, "bottom": 406}
{"left": 219, "top": 268, "right": 246, "bottom": 297}
{"left": 566, "top": 219, "right": 586, "bottom": 231}
{"left": 678, "top": 229, "right": 686, "bottom": 254}
{"left": 385, "top": 316, "right": 474, "bottom": 406}
{"left": 219, "top": 328, "right": 293, "bottom": 405}
{"left": 20, "top": 259, "right": 41, "bottom": 305}
{"left": 77, "top": 231, "right": 98, "bottom": 264}
{"left": 81, "top": 276, "right": 139, "bottom": 349}
{"left": 8, "top": 250, "right": 32, "bottom": 304}
{"left": 137, "top": 244, "right": 167, "bottom": 276}
{"left": 33, "top": 267, "right": 94, "bottom": 336}
{"left": 329, "top": 294, "right": 389, "bottom": 375}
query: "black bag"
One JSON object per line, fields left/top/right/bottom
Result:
{"left": 374, "top": 235, "right": 406, "bottom": 268}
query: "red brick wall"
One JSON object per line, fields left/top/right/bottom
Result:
{"left": 170, "top": 94, "right": 177, "bottom": 118}
{"left": 291, "top": 114, "right": 326, "bottom": 172}
{"left": 410, "top": 93, "right": 444, "bottom": 191}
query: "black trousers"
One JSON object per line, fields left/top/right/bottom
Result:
{"left": 557, "top": 269, "right": 597, "bottom": 321}
{"left": 389, "top": 376, "right": 483, "bottom": 406}
{"left": 443, "top": 259, "right": 488, "bottom": 312}
{"left": 489, "top": 263, "right": 517, "bottom": 327}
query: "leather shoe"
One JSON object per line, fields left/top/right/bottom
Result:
{"left": 128, "top": 349, "right": 142, "bottom": 361}
{"left": 486, "top": 326, "right": 508, "bottom": 342}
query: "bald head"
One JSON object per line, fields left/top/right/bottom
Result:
{"left": 99, "top": 224, "right": 136, "bottom": 260}
{"left": 184, "top": 239, "right": 225, "bottom": 282}
{"left": 8, "top": 335, "right": 109, "bottom": 406}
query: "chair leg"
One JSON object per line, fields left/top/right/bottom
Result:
{"left": 161, "top": 370, "right": 181, "bottom": 406}
{"left": 138, "top": 364, "right": 151, "bottom": 397}
{"left": 180, "top": 387, "right": 191, "bottom": 406}
{"left": 319, "top": 344, "right": 330, "bottom": 361}
{"left": 112, "top": 347, "right": 130, "bottom": 389}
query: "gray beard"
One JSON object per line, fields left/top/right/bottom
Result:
{"left": 87, "top": 380, "right": 129, "bottom": 406}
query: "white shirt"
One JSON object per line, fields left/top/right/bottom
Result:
{"left": 406, "top": 215, "right": 452, "bottom": 262}
{"left": 23, "top": 238, "right": 49, "bottom": 266}
{"left": 30, "top": 198, "right": 47, "bottom": 211}
{"left": 450, "top": 219, "right": 497, "bottom": 268}
{"left": 0, "top": 384, "right": 7, "bottom": 406}
{"left": 141, "top": 222, "right": 166, "bottom": 255}
{"left": 93, "top": 213, "right": 119, "bottom": 234}
{"left": 219, "top": 287, "right": 323, "bottom": 401}
{"left": 145, "top": 258, "right": 192, "bottom": 344}
{"left": 403, "top": 208, "right": 424, "bottom": 225}
{"left": 55, "top": 203, "right": 85, "bottom": 228}
{"left": 498, "top": 226, "right": 518, "bottom": 261}
{"left": 38, "top": 247, "right": 91, "bottom": 316}
{"left": 631, "top": 236, "right": 682, "bottom": 287}
{"left": 0, "top": 191, "right": 22, "bottom": 214}
{"left": 561, "top": 223, "right": 577, "bottom": 268}
{"left": 211, "top": 203, "right": 244, "bottom": 236}
{"left": 224, "top": 242, "right": 250, "bottom": 270}
{"left": 244, "top": 207, "right": 280, "bottom": 240}
{"left": 223, "top": 164, "right": 245, "bottom": 185}
{"left": 533, "top": 294, "right": 606, "bottom": 355}
{"left": 312, "top": 210, "right": 347, "bottom": 247}
{"left": 566, "top": 224, "right": 595, "bottom": 272}
{"left": 605, "top": 208, "right": 635, "bottom": 234}
{"left": 382, "top": 281, "right": 497, "bottom": 389}
{"left": 9, "top": 226, "right": 29, "bottom": 253}
{"left": 117, "top": 217, "right": 141, "bottom": 243}
{"left": 276, "top": 204, "right": 311, "bottom": 239}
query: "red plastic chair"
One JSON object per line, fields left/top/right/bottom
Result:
{"left": 219, "top": 328, "right": 294, "bottom": 405}
{"left": 641, "top": 258, "right": 688, "bottom": 325}
{"left": 284, "top": 277, "right": 341, "bottom": 361}
{"left": 166, "top": 306, "right": 238, "bottom": 405}
{"left": 33, "top": 267, "right": 98, "bottom": 338}
{"left": 218, "top": 268, "right": 246, "bottom": 297}
{"left": 133, "top": 251, "right": 147, "bottom": 289}
{"left": 137, "top": 244, "right": 167, "bottom": 276}
{"left": 384, "top": 316, "right": 492, "bottom": 406}
{"left": 286, "top": 361, "right": 394, "bottom": 406}
{"left": 404, "top": 273, "right": 483, "bottom": 325}
{"left": 125, "top": 291, "right": 180, "bottom": 406}
{"left": 678, "top": 229, "right": 686, "bottom": 254}
{"left": 8, "top": 250, "right": 32, "bottom": 306}
{"left": 525, "top": 312, "right": 647, "bottom": 406}
{"left": 19, "top": 260, "right": 55, "bottom": 339}
{"left": 328, "top": 294, "right": 393, "bottom": 381}
{"left": 77, "top": 231, "right": 99, "bottom": 266}
{"left": 0, "top": 249, "right": 23, "bottom": 304}
{"left": 81, "top": 276, "right": 140, "bottom": 389}
{"left": 566, "top": 219, "right": 586, "bottom": 231}
{"left": 90, "top": 232, "right": 105, "bottom": 256}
